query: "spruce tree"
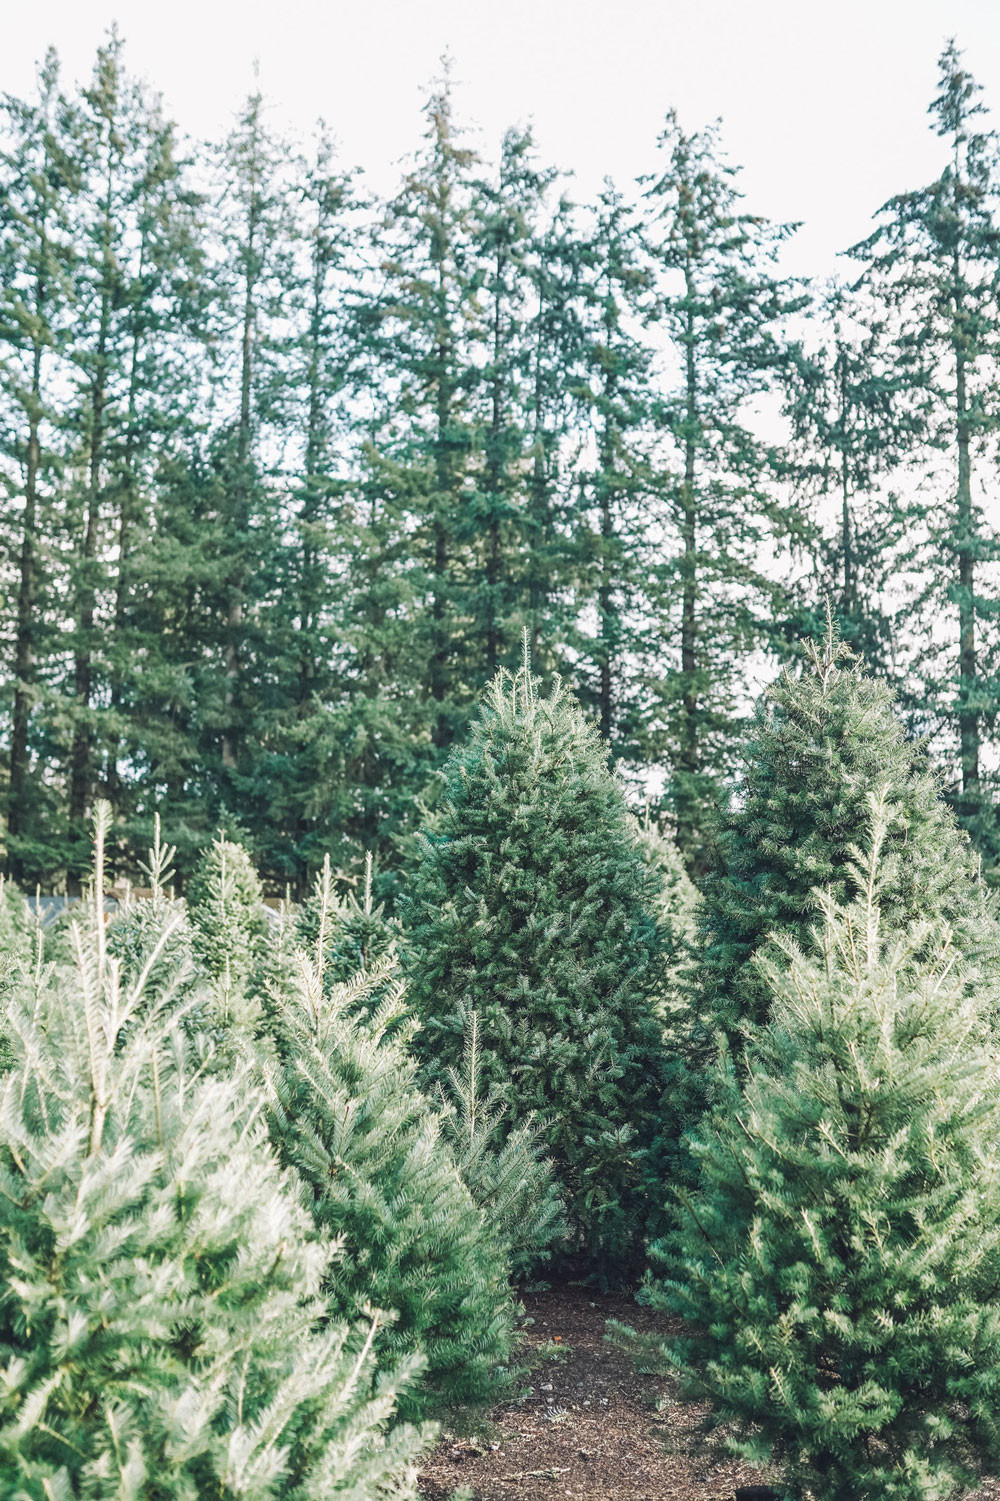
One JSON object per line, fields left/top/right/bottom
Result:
{"left": 0, "top": 807, "right": 427, "bottom": 1498}
{"left": 634, "top": 820, "right": 1000, "bottom": 1501}
{"left": 700, "top": 628, "right": 994, "bottom": 1054}
{"left": 402, "top": 662, "right": 668, "bottom": 1278}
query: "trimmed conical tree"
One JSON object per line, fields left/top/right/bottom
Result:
{"left": 186, "top": 833, "right": 267, "bottom": 989}
{"left": 630, "top": 810, "right": 1000, "bottom": 1501}
{"left": 700, "top": 627, "right": 997, "bottom": 1053}
{"left": 0, "top": 807, "right": 427, "bottom": 1498}
{"left": 401, "top": 665, "right": 669, "bottom": 1280}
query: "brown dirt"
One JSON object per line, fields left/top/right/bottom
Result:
{"left": 418, "top": 1283, "right": 770, "bottom": 1501}
{"left": 419, "top": 1285, "right": 1000, "bottom": 1501}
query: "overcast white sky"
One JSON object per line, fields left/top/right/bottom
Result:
{"left": 4, "top": 0, "right": 1000, "bottom": 280}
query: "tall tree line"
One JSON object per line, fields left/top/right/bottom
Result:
{"left": 2, "top": 35, "right": 999, "bottom": 892}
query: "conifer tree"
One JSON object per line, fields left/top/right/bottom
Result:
{"left": 634, "top": 820, "right": 1000, "bottom": 1501}
{"left": 436, "top": 1007, "right": 565, "bottom": 1280}
{"left": 402, "top": 662, "right": 668, "bottom": 1278}
{"left": 0, "top": 50, "right": 77, "bottom": 884}
{"left": 0, "top": 806, "right": 427, "bottom": 1497}
{"left": 849, "top": 41, "right": 1000, "bottom": 855}
{"left": 643, "top": 112, "right": 808, "bottom": 869}
{"left": 700, "top": 628, "right": 994, "bottom": 1053}
{"left": 186, "top": 832, "right": 266, "bottom": 992}
{"left": 364, "top": 66, "right": 484, "bottom": 759}
{"left": 570, "top": 183, "right": 659, "bottom": 769}
{"left": 263, "top": 866, "right": 514, "bottom": 1422}
{"left": 785, "top": 283, "right": 913, "bottom": 674}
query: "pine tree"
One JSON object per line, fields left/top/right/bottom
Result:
{"left": 632, "top": 816, "right": 1000, "bottom": 1501}
{"left": 263, "top": 873, "right": 514, "bottom": 1423}
{"left": 472, "top": 125, "right": 557, "bottom": 680}
{"left": 700, "top": 627, "right": 995, "bottom": 1055}
{"left": 364, "top": 66, "right": 484, "bottom": 759}
{"left": 849, "top": 41, "right": 1000, "bottom": 856}
{"left": 0, "top": 806, "right": 428, "bottom": 1498}
{"left": 402, "top": 662, "right": 668, "bottom": 1279}
{"left": 643, "top": 111, "right": 808, "bottom": 870}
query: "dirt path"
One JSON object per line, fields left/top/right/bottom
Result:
{"left": 419, "top": 1286, "right": 1000, "bottom": 1501}
{"left": 419, "top": 1284, "right": 768, "bottom": 1501}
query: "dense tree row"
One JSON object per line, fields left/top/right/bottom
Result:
{"left": 2, "top": 35, "right": 1000, "bottom": 892}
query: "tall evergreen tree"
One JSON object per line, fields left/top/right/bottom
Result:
{"left": 849, "top": 41, "right": 1000, "bottom": 855}
{"left": 785, "top": 282, "right": 914, "bottom": 673}
{"left": 0, "top": 49, "right": 77, "bottom": 882}
{"left": 643, "top": 111, "right": 808, "bottom": 869}
{"left": 570, "top": 182, "right": 659, "bottom": 768}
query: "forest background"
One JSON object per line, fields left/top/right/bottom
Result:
{"left": 3, "top": 0, "right": 1000, "bottom": 895}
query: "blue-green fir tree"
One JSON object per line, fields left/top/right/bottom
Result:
{"left": 402, "top": 661, "right": 669, "bottom": 1281}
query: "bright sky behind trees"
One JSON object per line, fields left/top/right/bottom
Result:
{"left": 5, "top": 0, "right": 1000, "bottom": 279}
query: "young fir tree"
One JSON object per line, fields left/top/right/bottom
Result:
{"left": 630, "top": 814, "right": 1000, "bottom": 1501}
{"left": 263, "top": 860, "right": 514, "bottom": 1423}
{"left": 700, "top": 627, "right": 996, "bottom": 1056}
{"left": 401, "top": 660, "right": 668, "bottom": 1279}
{"left": 849, "top": 41, "right": 1000, "bottom": 857}
{"left": 643, "top": 111, "right": 809, "bottom": 871}
{"left": 436, "top": 1006, "right": 565, "bottom": 1280}
{"left": 0, "top": 806, "right": 427, "bottom": 1498}
{"left": 186, "top": 832, "right": 266, "bottom": 994}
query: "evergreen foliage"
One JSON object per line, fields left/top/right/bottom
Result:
{"left": 436, "top": 1007, "right": 565, "bottom": 1281}
{"left": 632, "top": 813, "right": 1000, "bottom": 1501}
{"left": 0, "top": 806, "right": 428, "bottom": 1499}
{"left": 402, "top": 664, "right": 668, "bottom": 1278}
{"left": 700, "top": 628, "right": 995, "bottom": 1053}
{"left": 186, "top": 833, "right": 267, "bottom": 990}
{"left": 263, "top": 871, "right": 514, "bottom": 1423}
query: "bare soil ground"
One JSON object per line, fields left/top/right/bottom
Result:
{"left": 420, "top": 1285, "right": 1000, "bottom": 1501}
{"left": 418, "top": 1283, "right": 770, "bottom": 1501}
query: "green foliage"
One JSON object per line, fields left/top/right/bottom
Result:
{"left": 0, "top": 805, "right": 428, "bottom": 1499}
{"left": 699, "top": 629, "right": 996, "bottom": 1054}
{"left": 263, "top": 887, "right": 514, "bottom": 1423}
{"left": 402, "top": 665, "right": 669, "bottom": 1280}
{"left": 186, "top": 833, "right": 266, "bottom": 990}
{"left": 631, "top": 814, "right": 1000, "bottom": 1501}
{"left": 436, "top": 1007, "right": 565, "bottom": 1281}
